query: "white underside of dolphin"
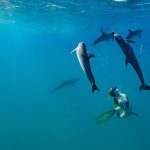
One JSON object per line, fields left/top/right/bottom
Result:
{"left": 71, "top": 42, "right": 99, "bottom": 93}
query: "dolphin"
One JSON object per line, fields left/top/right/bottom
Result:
{"left": 113, "top": 32, "right": 150, "bottom": 91}
{"left": 93, "top": 31, "right": 114, "bottom": 45}
{"left": 50, "top": 78, "right": 80, "bottom": 94}
{"left": 126, "top": 29, "right": 143, "bottom": 39}
{"left": 71, "top": 42, "right": 99, "bottom": 93}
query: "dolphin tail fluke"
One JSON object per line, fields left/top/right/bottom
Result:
{"left": 139, "top": 83, "right": 150, "bottom": 91}
{"left": 92, "top": 83, "right": 99, "bottom": 93}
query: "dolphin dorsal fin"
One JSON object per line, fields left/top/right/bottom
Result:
{"left": 87, "top": 52, "right": 95, "bottom": 59}
{"left": 101, "top": 30, "right": 106, "bottom": 35}
{"left": 128, "top": 29, "right": 133, "bottom": 33}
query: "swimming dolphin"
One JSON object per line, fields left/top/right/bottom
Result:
{"left": 93, "top": 31, "right": 114, "bottom": 45}
{"left": 50, "top": 78, "right": 80, "bottom": 94}
{"left": 113, "top": 32, "right": 150, "bottom": 91}
{"left": 126, "top": 29, "right": 143, "bottom": 39}
{"left": 71, "top": 42, "right": 99, "bottom": 93}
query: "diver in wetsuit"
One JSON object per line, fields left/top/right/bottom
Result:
{"left": 109, "top": 87, "right": 132, "bottom": 118}
{"left": 96, "top": 87, "right": 138, "bottom": 124}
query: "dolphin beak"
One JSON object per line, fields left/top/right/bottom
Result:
{"left": 70, "top": 49, "right": 76, "bottom": 54}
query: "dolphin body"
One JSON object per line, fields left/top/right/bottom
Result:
{"left": 93, "top": 31, "right": 114, "bottom": 45}
{"left": 72, "top": 42, "right": 99, "bottom": 93}
{"left": 113, "top": 32, "right": 150, "bottom": 91}
{"left": 50, "top": 78, "right": 80, "bottom": 94}
{"left": 126, "top": 29, "right": 143, "bottom": 39}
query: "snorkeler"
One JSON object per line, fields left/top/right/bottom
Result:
{"left": 109, "top": 87, "right": 133, "bottom": 118}
{"left": 96, "top": 87, "right": 138, "bottom": 124}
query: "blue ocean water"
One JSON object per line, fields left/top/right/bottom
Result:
{"left": 0, "top": 0, "right": 150, "bottom": 150}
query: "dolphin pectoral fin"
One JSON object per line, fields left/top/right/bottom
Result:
{"left": 87, "top": 53, "right": 95, "bottom": 59}
{"left": 125, "top": 57, "right": 129, "bottom": 66}
{"left": 70, "top": 49, "right": 76, "bottom": 54}
{"left": 101, "top": 30, "right": 106, "bottom": 35}
{"left": 126, "top": 39, "right": 136, "bottom": 44}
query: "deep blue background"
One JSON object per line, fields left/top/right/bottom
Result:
{"left": 0, "top": 0, "right": 150, "bottom": 150}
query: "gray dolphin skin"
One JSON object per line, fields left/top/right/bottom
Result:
{"left": 112, "top": 32, "right": 150, "bottom": 91}
{"left": 72, "top": 42, "right": 99, "bottom": 93}
{"left": 50, "top": 78, "right": 80, "bottom": 94}
{"left": 93, "top": 31, "right": 114, "bottom": 45}
{"left": 126, "top": 29, "right": 143, "bottom": 39}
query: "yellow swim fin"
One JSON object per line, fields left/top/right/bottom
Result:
{"left": 96, "top": 109, "right": 116, "bottom": 124}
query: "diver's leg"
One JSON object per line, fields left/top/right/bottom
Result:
{"left": 119, "top": 111, "right": 126, "bottom": 118}
{"left": 115, "top": 105, "right": 120, "bottom": 111}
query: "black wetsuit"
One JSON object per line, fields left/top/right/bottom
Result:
{"left": 114, "top": 97, "right": 129, "bottom": 108}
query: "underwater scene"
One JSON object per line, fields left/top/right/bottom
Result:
{"left": 0, "top": 0, "right": 150, "bottom": 150}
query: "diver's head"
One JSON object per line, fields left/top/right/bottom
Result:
{"left": 109, "top": 87, "right": 117, "bottom": 97}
